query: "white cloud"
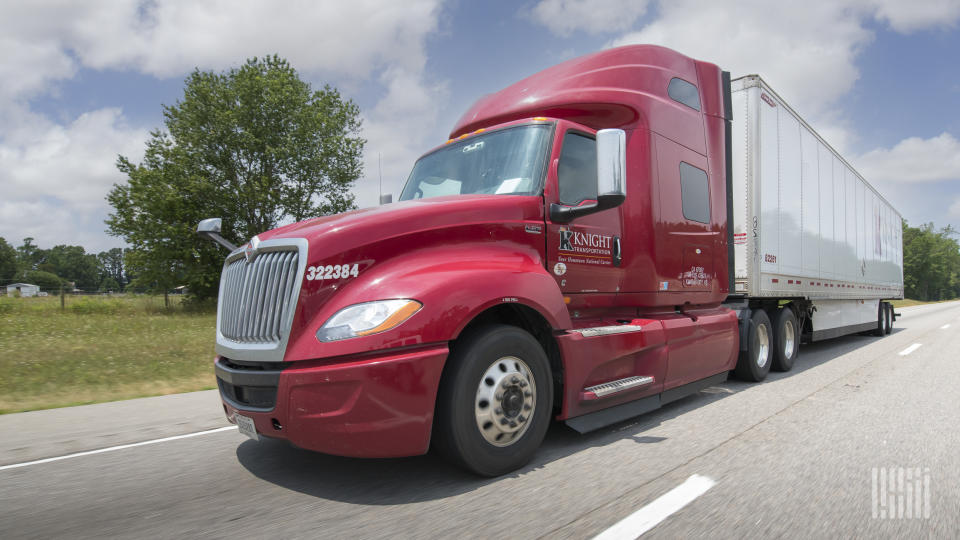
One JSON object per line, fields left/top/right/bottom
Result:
{"left": 950, "top": 197, "right": 960, "bottom": 218}
{"left": 0, "top": 108, "right": 147, "bottom": 251}
{"left": 530, "top": 0, "right": 650, "bottom": 36}
{"left": 854, "top": 132, "right": 960, "bottom": 183}
{"left": 869, "top": 0, "right": 960, "bottom": 33}
{"left": 0, "top": 1, "right": 447, "bottom": 249}
{"left": 355, "top": 68, "right": 450, "bottom": 206}
{"left": 0, "top": 1, "right": 442, "bottom": 98}
{"left": 609, "top": 1, "right": 874, "bottom": 118}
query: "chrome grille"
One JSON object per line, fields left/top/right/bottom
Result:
{"left": 219, "top": 249, "right": 299, "bottom": 344}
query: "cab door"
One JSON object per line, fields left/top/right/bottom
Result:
{"left": 545, "top": 123, "right": 623, "bottom": 295}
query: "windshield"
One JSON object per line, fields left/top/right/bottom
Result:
{"left": 399, "top": 124, "right": 551, "bottom": 201}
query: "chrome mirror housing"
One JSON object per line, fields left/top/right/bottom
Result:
{"left": 197, "top": 218, "right": 238, "bottom": 251}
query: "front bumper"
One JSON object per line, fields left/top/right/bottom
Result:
{"left": 216, "top": 345, "right": 448, "bottom": 458}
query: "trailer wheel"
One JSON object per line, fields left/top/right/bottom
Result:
{"left": 874, "top": 303, "right": 888, "bottom": 337}
{"left": 432, "top": 325, "right": 552, "bottom": 477}
{"left": 772, "top": 307, "right": 799, "bottom": 372}
{"left": 884, "top": 303, "right": 893, "bottom": 334}
{"left": 735, "top": 310, "right": 773, "bottom": 382}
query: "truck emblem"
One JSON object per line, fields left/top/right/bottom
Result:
{"left": 244, "top": 235, "right": 261, "bottom": 263}
{"left": 553, "top": 262, "right": 567, "bottom": 276}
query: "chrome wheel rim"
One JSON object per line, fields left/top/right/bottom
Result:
{"left": 756, "top": 323, "right": 770, "bottom": 368}
{"left": 475, "top": 356, "right": 536, "bottom": 447}
{"left": 783, "top": 319, "right": 795, "bottom": 359}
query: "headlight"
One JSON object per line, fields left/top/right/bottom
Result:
{"left": 316, "top": 299, "right": 422, "bottom": 342}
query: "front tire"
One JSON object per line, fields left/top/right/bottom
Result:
{"left": 735, "top": 309, "right": 773, "bottom": 382}
{"left": 772, "top": 307, "right": 799, "bottom": 372}
{"left": 432, "top": 325, "right": 553, "bottom": 477}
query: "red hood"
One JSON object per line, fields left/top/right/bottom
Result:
{"left": 258, "top": 194, "right": 544, "bottom": 261}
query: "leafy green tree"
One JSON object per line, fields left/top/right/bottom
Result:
{"left": 107, "top": 55, "right": 364, "bottom": 300}
{"left": 0, "top": 237, "right": 17, "bottom": 283}
{"left": 97, "top": 248, "right": 127, "bottom": 287}
{"left": 43, "top": 245, "right": 100, "bottom": 290}
{"left": 902, "top": 220, "right": 960, "bottom": 301}
{"left": 99, "top": 276, "right": 121, "bottom": 292}
{"left": 18, "top": 270, "right": 64, "bottom": 291}
{"left": 16, "top": 238, "right": 44, "bottom": 272}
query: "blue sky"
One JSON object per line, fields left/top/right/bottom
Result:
{"left": 2, "top": 0, "right": 960, "bottom": 253}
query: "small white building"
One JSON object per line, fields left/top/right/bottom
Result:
{"left": 6, "top": 283, "right": 40, "bottom": 297}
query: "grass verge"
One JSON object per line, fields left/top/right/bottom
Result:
{"left": 890, "top": 298, "right": 957, "bottom": 308}
{"left": 0, "top": 295, "right": 216, "bottom": 414}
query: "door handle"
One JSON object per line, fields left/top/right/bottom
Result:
{"left": 613, "top": 236, "right": 621, "bottom": 267}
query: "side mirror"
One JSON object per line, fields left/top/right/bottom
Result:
{"left": 550, "top": 128, "right": 627, "bottom": 223}
{"left": 197, "top": 218, "right": 238, "bottom": 252}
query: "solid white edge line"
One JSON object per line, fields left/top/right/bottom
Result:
{"left": 941, "top": 324, "right": 951, "bottom": 329}
{"left": 0, "top": 425, "right": 237, "bottom": 472}
{"left": 899, "top": 343, "right": 922, "bottom": 356}
{"left": 592, "top": 474, "right": 716, "bottom": 540}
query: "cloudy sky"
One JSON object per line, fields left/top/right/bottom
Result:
{"left": 2, "top": 0, "right": 960, "bottom": 252}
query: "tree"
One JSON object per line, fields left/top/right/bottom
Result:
{"left": 902, "top": 220, "right": 960, "bottom": 301}
{"left": 97, "top": 248, "right": 127, "bottom": 287}
{"left": 0, "top": 237, "right": 17, "bottom": 283}
{"left": 99, "top": 276, "right": 121, "bottom": 293}
{"left": 107, "top": 55, "right": 364, "bottom": 300}
{"left": 16, "top": 238, "right": 43, "bottom": 272}
{"left": 43, "top": 245, "right": 100, "bottom": 290}
{"left": 17, "top": 270, "right": 64, "bottom": 291}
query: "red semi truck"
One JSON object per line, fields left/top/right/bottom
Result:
{"left": 199, "top": 45, "right": 903, "bottom": 476}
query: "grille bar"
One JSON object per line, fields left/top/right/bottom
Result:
{"left": 219, "top": 249, "right": 300, "bottom": 344}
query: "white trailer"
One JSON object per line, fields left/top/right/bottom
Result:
{"left": 729, "top": 75, "right": 903, "bottom": 342}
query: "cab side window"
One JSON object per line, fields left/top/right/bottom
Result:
{"left": 557, "top": 132, "right": 597, "bottom": 205}
{"left": 680, "top": 161, "right": 710, "bottom": 223}
{"left": 668, "top": 78, "right": 701, "bottom": 111}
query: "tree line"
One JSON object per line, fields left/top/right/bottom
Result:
{"left": 902, "top": 220, "right": 960, "bottom": 301}
{"left": 0, "top": 237, "right": 130, "bottom": 292}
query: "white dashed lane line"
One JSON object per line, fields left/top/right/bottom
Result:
{"left": 941, "top": 324, "right": 950, "bottom": 329}
{"left": 899, "top": 344, "right": 923, "bottom": 356}
{"left": 0, "top": 426, "right": 237, "bottom": 472}
{"left": 591, "top": 475, "right": 716, "bottom": 540}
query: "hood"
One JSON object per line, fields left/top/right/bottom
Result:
{"left": 259, "top": 194, "right": 544, "bottom": 261}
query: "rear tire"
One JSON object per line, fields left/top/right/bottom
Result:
{"left": 772, "top": 307, "right": 799, "bottom": 372}
{"left": 874, "top": 302, "right": 887, "bottom": 336}
{"left": 735, "top": 310, "right": 773, "bottom": 382}
{"left": 432, "top": 325, "right": 553, "bottom": 477}
{"left": 884, "top": 302, "right": 893, "bottom": 334}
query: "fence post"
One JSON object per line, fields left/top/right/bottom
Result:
{"left": 60, "top": 283, "right": 65, "bottom": 311}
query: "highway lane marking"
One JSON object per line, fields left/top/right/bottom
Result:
{"left": 899, "top": 344, "right": 922, "bottom": 356}
{"left": 941, "top": 324, "right": 951, "bottom": 329}
{"left": 591, "top": 474, "right": 716, "bottom": 540}
{"left": 0, "top": 426, "right": 237, "bottom": 472}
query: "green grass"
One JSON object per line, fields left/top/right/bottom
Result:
{"left": 890, "top": 298, "right": 958, "bottom": 308}
{"left": 0, "top": 295, "right": 217, "bottom": 413}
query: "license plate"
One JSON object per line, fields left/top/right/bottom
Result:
{"left": 235, "top": 414, "right": 259, "bottom": 441}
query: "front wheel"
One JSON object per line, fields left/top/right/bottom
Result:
{"left": 432, "top": 325, "right": 553, "bottom": 477}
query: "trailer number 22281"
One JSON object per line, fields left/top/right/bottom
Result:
{"left": 305, "top": 263, "right": 360, "bottom": 281}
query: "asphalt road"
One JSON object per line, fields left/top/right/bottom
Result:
{"left": 2, "top": 301, "right": 958, "bottom": 539}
